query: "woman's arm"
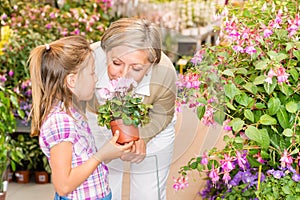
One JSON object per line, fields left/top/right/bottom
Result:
{"left": 139, "top": 52, "right": 177, "bottom": 143}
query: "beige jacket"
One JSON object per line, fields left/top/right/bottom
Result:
{"left": 140, "top": 53, "right": 177, "bottom": 143}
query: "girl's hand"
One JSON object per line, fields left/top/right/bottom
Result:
{"left": 94, "top": 130, "right": 133, "bottom": 163}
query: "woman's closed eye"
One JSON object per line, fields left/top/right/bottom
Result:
{"left": 131, "top": 65, "right": 143, "bottom": 72}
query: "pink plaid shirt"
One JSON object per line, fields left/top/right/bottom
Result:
{"left": 40, "top": 102, "right": 110, "bottom": 199}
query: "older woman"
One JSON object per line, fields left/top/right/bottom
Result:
{"left": 87, "top": 17, "right": 177, "bottom": 200}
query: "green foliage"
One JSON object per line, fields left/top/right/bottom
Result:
{"left": 1, "top": 0, "right": 112, "bottom": 91}
{"left": 256, "top": 172, "right": 300, "bottom": 199}
{"left": 176, "top": 0, "right": 300, "bottom": 199}
{"left": 0, "top": 86, "right": 23, "bottom": 191}
{"left": 97, "top": 79, "right": 152, "bottom": 129}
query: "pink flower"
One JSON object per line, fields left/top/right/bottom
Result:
{"left": 236, "top": 151, "right": 247, "bottom": 169}
{"left": 201, "top": 152, "right": 209, "bottom": 165}
{"left": 254, "top": 152, "right": 266, "bottom": 163}
{"left": 209, "top": 165, "right": 220, "bottom": 185}
{"left": 220, "top": 154, "right": 235, "bottom": 171}
{"left": 172, "top": 176, "right": 189, "bottom": 191}
{"left": 202, "top": 106, "right": 215, "bottom": 126}
{"left": 265, "top": 68, "right": 277, "bottom": 84}
{"left": 222, "top": 170, "right": 231, "bottom": 184}
{"left": 233, "top": 45, "right": 244, "bottom": 53}
{"left": 276, "top": 67, "right": 289, "bottom": 83}
{"left": 263, "top": 28, "right": 273, "bottom": 38}
{"left": 280, "top": 150, "right": 293, "bottom": 167}
{"left": 8, "top": 70, "right": 14, "bottom": 77}
{"left": 223, "top": 119, "right": 232, "bottom": 131}
{"left": 261, "top": 2, "right": 267, "bottom": 11}
{"left": 245, "top": 45, "right": 257, "bottom": 55}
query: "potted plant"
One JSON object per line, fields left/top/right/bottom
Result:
{"left": 13, "top": 133, "right": 40, "bottom": 184}
{"left": 0, "top": 86, "right": 24, "bottom": 199}
{"left": 30, "top": 137, "right": 51, "bottom": 184}
{"left": 173, "top": 0, "right": 300, "bottom": 199}
{"left": 97, "top": 77, "right": 152, "bottom": 144}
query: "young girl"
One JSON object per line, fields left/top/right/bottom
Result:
{"left": 28, "top": 35, "right": 133, "bottom": 200}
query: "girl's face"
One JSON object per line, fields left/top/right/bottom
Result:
{"left": 106, "top": 46, "right": 153, "bottom": 83}
{"left": 74, "top": 56, "right": 97, "bottom": 101}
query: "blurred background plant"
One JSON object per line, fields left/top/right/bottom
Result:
{"left": 174, "top": 0, "right": 300, "bottom": 199}
{"left": 0, "top": 0, "right": 113, "bottom": 123}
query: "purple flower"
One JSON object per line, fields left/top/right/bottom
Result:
{"left": 292, "top": 173, "right": 300, "bottom": 182}
{"left": 272, "top": 170, "right": 285, "bottom": 179}
{"left": 1, "top": 13, "right": 7, "bottom": 20}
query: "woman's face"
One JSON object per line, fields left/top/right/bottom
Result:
{"left": 106, "top": 46, "right": 153, "bottom": 83}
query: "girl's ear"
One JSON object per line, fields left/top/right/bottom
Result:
{"left": 66, "top": 73, "right": 77, "bottom": 91}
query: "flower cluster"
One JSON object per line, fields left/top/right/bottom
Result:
{"left": 97, "top": 77, "right": 152, "bottom": 129}
{"left": 174, "top": 0, "right": 300, "bottom": 199}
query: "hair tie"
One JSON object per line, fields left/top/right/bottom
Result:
{"left": 45, "top": 44, "right": 50, "bottom": 51}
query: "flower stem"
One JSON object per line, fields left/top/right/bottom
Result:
{"left": 257, "top": 165, "right": 262, "bottom": 191}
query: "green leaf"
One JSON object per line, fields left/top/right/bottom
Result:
{"left": 197, "top": 106, "right": 206, "bottom": 120}
{"left": 255, "top": 103, "right": 266, "bottom": 109}
{"left": 276, "top": 107, "right": 291, "bottom": 129}
{"left": 282, "top": 128, "right": 293, "bottom": 137}
{"left": 254, "top": 59, "right": 269, "bottom": 70}
{"left": 245, "top": 126, "right": 270, "bottom": 149}
{"left": 214, "top": 110, "right": 225, "bottom": 125}
{"left": 267, "top": 97, "right": 281, "bottom": 116}
{"left": 279, "top": 84, "right": 293, "bottom": 97}
{"left": 267, "top": 51, "right": 288, "bottom": 62}
{"left": 226, "top": 102, "right": 236, "bottom": 110}
{"left": 253, "top": 75, "right": 266, "bottom": 85}
{"left": 259, "top": 114, "right": 277, "bottom": 125}
{"left": 222, "top": 69, "right": 235, "bottom": 77}
{"left": 243, "top": 83, "right": 257, "bottom": 94}
{"left": 289, "top": 67, "right": 299, "bottom": 81}
{"left": 293, "top": 50, "right": 300, "bottom": 61}
{"left": 244, "top": 109, "right": 254, "bottom": 122}
{"left": 263, "top": 80, "right": 277, "bottom": 95}
{"left": 229, "top": 118, "right": 244, "bottom": 133}
{"left": 286, "top": 101, "right": 298, "bottom": 113}
{"left": 286, "top": 42, "right": 294, "bottom": 51}
{"left": 235, "top": 93, "right": 253, "bottom": 107}
{"left": 224, "top": 83, "right": 240, "bottom": 99}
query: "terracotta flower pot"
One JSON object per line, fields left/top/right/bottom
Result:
{"left": 15, "top": 170, "right": 30, "bottom": 183}
{"left": 110, "top": 119, "right": 139, "bottom": 144}
{"left": 35, "top": 171, "right": 49, "bottom": 184}
{"left": 0, "top": 192, "right": 6, "bottom": 200}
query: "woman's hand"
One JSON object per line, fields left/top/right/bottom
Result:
{"left": 120, "top": 139, "right": 146, "bottom": 163}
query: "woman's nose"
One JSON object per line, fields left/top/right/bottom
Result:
{"left": 119, "top": 65, "right": 130, "bottom": 77}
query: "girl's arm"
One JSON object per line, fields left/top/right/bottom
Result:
{"left": 50, "top": 132, "right": 132, "bottom": 196}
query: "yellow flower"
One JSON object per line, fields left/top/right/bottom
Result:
{"left": 0, "top": 26, "right": 11, "bottom": 55}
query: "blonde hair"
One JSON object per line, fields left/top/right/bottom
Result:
{"left": 101, "top": 17, "right": 162, "bottom": 64}
{"left": 28, "top": 35, "right": 93, "bottom": 136}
